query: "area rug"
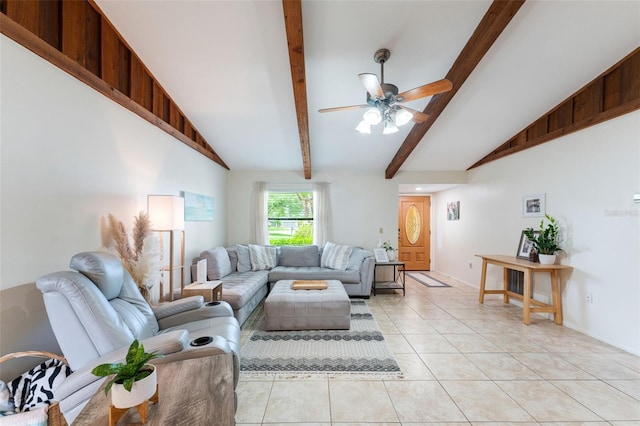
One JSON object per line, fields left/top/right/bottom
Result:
{"left": 240, "top": 300, "right": 402, "bottom": 378}
{"left": 407, "top": 272, "right": 451, "bottom": 288}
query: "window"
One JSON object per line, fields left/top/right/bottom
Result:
{"left": 267, "top": 191, "right": 313, "bottom": 246}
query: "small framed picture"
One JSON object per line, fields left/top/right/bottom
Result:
{"left": 373, "top": 248, "right": 390, "bottom": 263}
{"left": 516, "top": 230, "right": 540, "bottom": 259}
{"left": 523, "top": 194, "right": 545, "bottom": 217}
{"left": 447, "top": 201, "right": 460, "bottom": 221}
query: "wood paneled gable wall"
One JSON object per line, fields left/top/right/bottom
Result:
{"left": 470, "top": 47, "right": 640, "bottom": 169}
{"left": 0, "top": 0, "right": 229, "bottom": 170}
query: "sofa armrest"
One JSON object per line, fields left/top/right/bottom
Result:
{"left": 359, "top": 256, "right": 375, "bottom": 295}
{"left": 152, "top": 296, "right": 204, "bottom": 320}
{"left": 157, "top": 301, "right": 235, "bottom": 330}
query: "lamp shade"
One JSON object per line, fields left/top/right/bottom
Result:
{"left": 147, "top": 195, "right": 185, "bottom": 230}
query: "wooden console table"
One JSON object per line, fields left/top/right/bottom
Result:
{"left": 476, "top": 255, "right": 572, "bottom": 325}
{"left": 74, "top": 354, "right": 234, "bottom": 425}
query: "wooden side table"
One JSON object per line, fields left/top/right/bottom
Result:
{"left": 476, "top": 254, "right": 573, "bottom": 325}
{"left": 73, "top": 354, "right": 234, "bottom": 425}
{"left": 182, "top": 280, "right": 223, "bottom": 302}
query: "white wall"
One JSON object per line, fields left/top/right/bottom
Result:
{"left": 432, "top": 111, "right": 640, "bottom": 354}
{"left": 227, "top": 170, "right": 465, "bottom": 250}
{"left": 0, "top": 36, "right": 227, "bottom": 378}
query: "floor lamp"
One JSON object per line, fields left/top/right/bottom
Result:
{"left": 148, "top": 195, "right": 185, "bottom": 302}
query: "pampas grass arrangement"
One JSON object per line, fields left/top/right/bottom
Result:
{"left": 101, "top": 212, "right": 162, "bottom": 303}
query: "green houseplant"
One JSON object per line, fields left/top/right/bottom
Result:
{"left": 91, "top": 340, "right": 163, "bottom": 408}
{"left": 523, "top": 214, "right": 562, "bottom": 264}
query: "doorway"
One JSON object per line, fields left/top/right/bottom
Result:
{"left": 398, "top": 196, "right": 431, "bottom": 271}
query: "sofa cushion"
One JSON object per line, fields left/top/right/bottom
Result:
{"left": 347, "top": 247, "right": 372, "bottom": 271}
{"left": 321, "top": 242, "right": 353, "bottom": 271}
{"left": 249, "top": 244, "right": 277, "bottom": 271}
{"left": 201, "top": 247, "right": 232, "bottom": 280}
{"left": 279, "top": 245, "right": 320, "bottom": 267}
{"left": 235, "top": 244, "right": 252, "bottom": 273}
{"left": 269, "top": 266, "right": 360, "bottom": 284}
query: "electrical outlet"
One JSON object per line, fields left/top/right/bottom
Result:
{"left": 586, "top": 292, "right": 593, "bottom": 303}
{"left": 379, "top": 227, "right": 383, "bottom": 234}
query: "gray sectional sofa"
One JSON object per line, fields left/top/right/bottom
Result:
{"left": 192, "top": 243, "right": 374, "bottom": 326}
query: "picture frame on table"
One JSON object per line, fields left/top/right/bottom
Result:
{"left": 373, "top": 248, "right": 390, "bottom": 263}
{"left": 522, "top": 193, "right": 545, "bottom": 217}
{"left": 516, "top": 230, "right": 540, "bottom": 260}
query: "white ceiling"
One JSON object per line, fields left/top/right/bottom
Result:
{"left": 95, "top": 0, "right": 639, "bottom": 177}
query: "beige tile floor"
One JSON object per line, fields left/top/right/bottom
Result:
{"left": 236, "top": 272, "right": 640, "bottom": 425}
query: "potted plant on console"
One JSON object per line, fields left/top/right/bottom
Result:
{"left": 92, "top": 339, "right": 163, "bottom": 409}
{"left": 523, "top": 214, "right": 562, "bottom": 265}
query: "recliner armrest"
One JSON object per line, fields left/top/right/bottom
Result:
{"left": 152, "top": 296, "right": 204, "bottom": 319}
{"left": 55, "top": 330, "right": 189, "bottom": 401}
{"left": 156, "top": 301, "right": 235, "bottom": 330}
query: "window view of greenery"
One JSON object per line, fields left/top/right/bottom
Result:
{"left": 268, "top": 192, "right": 313, "bottom": 246}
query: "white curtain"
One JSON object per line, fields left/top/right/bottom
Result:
{"left": 313, "top": 182, "right": 331, "bottom": 246}
{"left": 250, "top": 181, "right": 269, "bottom": 245}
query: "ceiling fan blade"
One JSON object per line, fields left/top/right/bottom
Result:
{"left": 397, "top": 79, "right": 453, "bottom": 103}
{"left": 397, "top": 105, "right": 429, "bottom": 123}
{"left": 358, "top": 73, "right": 384, "bottom": 98}
{"left": 318, "top": 104, "right": 368, "bottom": 113}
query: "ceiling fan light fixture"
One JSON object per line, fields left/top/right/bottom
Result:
{"left": 355, "top": 120, "right": 371, "bottom": 134}
{"left": 383, "top": 120, "right": 399, "bottom": 135}
{"left": 395, "top": 108, "right": 413, "bottom": 126}
{"left": 363, "top": 107, "right": 382, "bottom": 125}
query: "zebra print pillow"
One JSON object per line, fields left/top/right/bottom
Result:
{"left": 9, "top": 359, "right": 71, "bottom": 412}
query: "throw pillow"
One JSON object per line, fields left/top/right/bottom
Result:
{"left": 279, "top": 245, "right": 320, "bottom": 267}
{"left": 10, "top": 359, "right": 71, "bottom": 412}
{"left": 321, "top": 241, "right": 353, "bottom": 270}
{"left": 225, "top": 246, "right": 238, "bottom": 272}
{"left": 200, "top": 247, "right": 232, "bottom": 280}
{"left": 347, "top": 247, "right": 372, "bottom": 271}
{"left": 235, "top": 244, "right": 252, "bottom": 272}
{"left": 249, "top": 244, "right": 277, "bottom": 271}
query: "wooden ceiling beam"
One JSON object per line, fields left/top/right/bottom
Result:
{"left": 283, "top": 0, "right": 312, "bottom": 180}
{"left": 385, "top": 0, "right": 525, "bottom": 179}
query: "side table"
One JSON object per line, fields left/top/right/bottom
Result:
{"left": 476, "top": 254, "right": 573, "bottom": 325}
{"left": 373, "top": 261, "right": 406, "bottom": 296}
{"left": 182, "top": 280, "right": 223, "bottom": 302}
{"left": 73, "top": 354, "right": 234, "bottom": 425}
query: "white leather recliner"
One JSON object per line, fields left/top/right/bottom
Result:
{"left": 36, "top": 251, "right": 241, "bottom": 424}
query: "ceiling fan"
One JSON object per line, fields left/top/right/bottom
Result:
{"left": 319, "top": 48, "right": 453, "bottom": 134}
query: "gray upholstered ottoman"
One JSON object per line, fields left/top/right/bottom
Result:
{"left": 264, "top": 280, "right": 351, "bottom": 331}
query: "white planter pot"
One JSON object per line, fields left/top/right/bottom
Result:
{"left": 111, "top": 364, "right": 157, "bottom": 409}
{"left": 538, "top": 254, "right": 557, "bottom": 265}
{"left": 387, "top": 250, "right": 397, "bottom": 261}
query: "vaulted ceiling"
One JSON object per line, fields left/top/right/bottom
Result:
{"left": 63, "top": 1, "right": 640, "bottom": 178}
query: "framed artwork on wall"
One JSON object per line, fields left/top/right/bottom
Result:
{"left": 447, "top": 201, "right": 460, "bottom": 220}
{"left": 522, "top": 194, "right": 545, "bottom": 217}
{"left": 516, "top": 230, "right": 540, "bottom": 259}
{"left": 182, "top": 191, "right": 215, "bottom": 221}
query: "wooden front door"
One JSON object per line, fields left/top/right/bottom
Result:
{"left": 398, "top": 196, "right": 430, "bottom": 271}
